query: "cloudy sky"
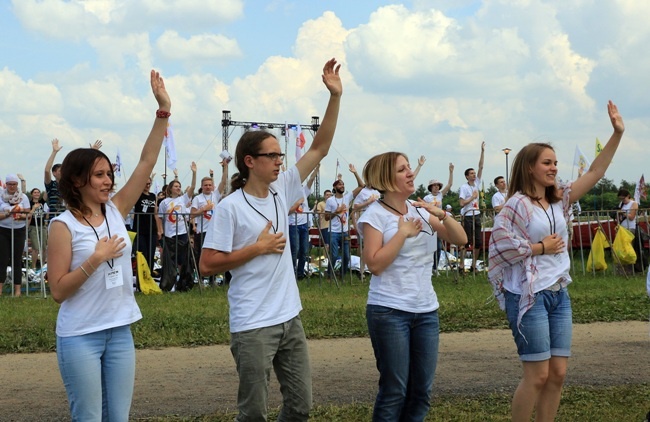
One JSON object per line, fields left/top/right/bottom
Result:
{"left": 1, "top": 0, "right": 648, "bottom": 195}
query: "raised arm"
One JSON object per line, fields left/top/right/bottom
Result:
{"left": 184, "top": 162, "right": 197, "bottom": 197}
{"left": 305, "top": 164, "right": 319, "bottom": 191}
{"left": 17, "top": 174, "right": 26, "bottom": 194}
{"left": 217, "top": 160, "right": 229, "bottom": 195}
{"left": 412, "top": 155, "right": 426, "bottom": 180}
{"left": 569, "top": 101, "right": 625, "bottom": 203}
{"left": 477, "top": 142, "right": 485, "bottom": 181}
{"left": 441, "top": 163, "right": 454, "bottom": 195}
{"left": 44, "top": 139, "right": 62, "bottom": 184}
{"left": 112, "top": 70, "right": 171, "bottom": 217}
{"left": 295, "top": 58, "right": 342, "bottom": 181}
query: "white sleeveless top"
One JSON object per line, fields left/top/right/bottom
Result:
{"left": 52, "top": 201, "right": 142, "bottom": 337}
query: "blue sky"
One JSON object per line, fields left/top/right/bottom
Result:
{"left": 1, "top": 0, "right": 649, "bottom": 195}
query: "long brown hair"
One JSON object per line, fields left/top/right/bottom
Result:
{"left": 508, "top": 143, "right": 561, "bottom": 203}
{"left": 231, "top": 130, "right": 276, "bottom": 191}
{"left": 59, "top": 148, "right": 114, "bottom": 217}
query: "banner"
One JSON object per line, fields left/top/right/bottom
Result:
{"left": 295, "top": 124, "right": 306, "bottom": 163}
{"left": 164, "top": 120, "right": 177, "bottom": 170}
{"left": 573, "top": 145, "right": 591, "bottom": 177}
{"left": 634, "top": 174, "right": 646, "bottom": 204}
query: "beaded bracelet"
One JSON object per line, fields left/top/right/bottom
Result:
{"left": 156, "top": 109, "right": 171, "bottom": 118}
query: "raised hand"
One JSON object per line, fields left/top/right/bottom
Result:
{"left": 608, "top": 100, "right": 624, "bottom": 134}
{"left": 322, "top": 58, "right": 342, "bottom": 97}
{"left": 190, "top": 161, "right": 197, "bottom": 173}
{"left": 449, "top": 163, "right": 454, "bottom": 172}
{"left": 349, "top": 163, "right": 357, "bottom": 173}
{"left": 90, "top": 140, "right": 103, "bottom": 150}
{"left": 52, "top": 138, "right": 62, "bottom": 152}
{"left": 150, "top": 70, "right": 171, "bottom": 111}
{"left": 418, "top": 156, "right": 426, "bottom": 166}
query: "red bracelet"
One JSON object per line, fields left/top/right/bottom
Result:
{"left": 156, "top": 110, "right": 171, "bottom": 118}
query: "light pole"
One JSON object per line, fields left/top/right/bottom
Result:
{"left": 502, "top": 148, "right": 512, "bottom": 185}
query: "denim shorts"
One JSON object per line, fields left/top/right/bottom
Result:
{"left": 504, "top": 288, "right": 572, "bottom": 361}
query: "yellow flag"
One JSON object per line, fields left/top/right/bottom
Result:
{"left": 595, "top": 137, "right": 604, "bottom": 157}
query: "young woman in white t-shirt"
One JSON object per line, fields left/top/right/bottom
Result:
{"left": 157, "top": 163, "right": 196, "bottom": 291}
{"left": 488, "top": 101, "right": 625, "bottom": 422}
{"left": 47, "top": 70, "right": 171, "bottom": 421}
{"left": 358, "top": 152, "right": 466, "bottom": 421}
{"left": 198, "top": 58, "right": 342, "bottom": 421}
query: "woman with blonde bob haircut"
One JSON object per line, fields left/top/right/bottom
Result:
{"left": 488, "top": 101, "right": 625, "bottom": 421}
{"left": 358, "top": 152, "right": 466, "bottom": 421}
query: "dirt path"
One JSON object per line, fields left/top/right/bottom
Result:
{"left": 2, "top": 321, "right": 649, "bottom": 421}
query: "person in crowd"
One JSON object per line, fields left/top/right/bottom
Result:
{"left": 27, "top": 187, "right": 49, "bottom": 270}
{"left": 488, "top": 101, "right": 624, "bottom": 422}
{"left": 358, "top": 152, "right": 466, "bottom": 421}
{"left": 44, "top": 139, "right": 65, "bottom": 216}
{"left": 132, "top": 175, "right": 160, "bottom": 274}
{"left": 459, "top": 142, "right": 485, "bottom": 274}
{"left": 46, "top": 70, "right": 170, "bottom": 421}
{"left": 312, "top": 189, "right": 332, "bottom": 268}
{"left": 0, "top": 174, "right": 30, "bottom": 296}
{"left": 157, "top": 162, "right": 197, "bottom": 292}
{"left": 492, "top": 176, "right": 508, "bottom": 213}
{"left": 199, "top": 58, "right": 342, "bottom": 421}
{"left": 616, "top": 188, "right": 647, "bottom": 272}
{"left": 423, "top": 162, "right": 454, "bottom": 208}
{"left": 324, "top": 164, "right": 364, "bottom": 278}
{"left": 191, "top": 160, "right": 229, "bottom": 284}
{"left": 351, "top": 183, "right": 380, "bottom": 280}
{"left": 289, "top": 165, "right": 318, "bottom": 280}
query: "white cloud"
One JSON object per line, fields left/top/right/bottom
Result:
{"left": 155, "top": 31, "right": 242, "bottom": 61}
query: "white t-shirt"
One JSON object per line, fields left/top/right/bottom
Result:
{"left": 202, "top": 166, "right": 304, "bottom": 333}
{"left": 289, "top": 186, "right": 311, "bottom": 226}
{"left": 503, "top": 201, "right": 571, "bottom": 294}
{"left": 159, "top": 193, "right": 192, "bottom": 237}
{"left": 358, "top": 201, "right": 439, "bottom": 313}
{"left": 52, "top": 201, "right": 142, "bottom": 337}
{"left": 620, "top": 200, "right": 636, "bottom": 230}
{"left": 423, "top": 192, "right": 443, "bottom": 208}
{"left": 353, "top": 187, "right": 380, "bottom": 210}
{"left": 325, "top": 191, "right": 354, "bottom": 233}
{"left": 0, "top": 193, "right": 30, "bottom": 229}
{"left": 191, "top": 191, "right": 222, "bottom": 233}
{"left": 491, "top": 191, "right": 507, "bottom": 210}
{"left": 459, "top": 178, "right": 481, "bottom": 216}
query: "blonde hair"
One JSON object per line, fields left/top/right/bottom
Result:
{"left": 362, "top": 152, "right": 408, "bottom": 193}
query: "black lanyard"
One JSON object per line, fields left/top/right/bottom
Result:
{"left": 241, "top": 189, "right": 279, "bottom": 233}
{"left": 82, "top": 212, "right": 114, "bottom": 269}
{"left": 378, "top": 200, "right": 434, "bottom": 236}
{"left": 536, "top": 200, "right": 556, "bottom": 235}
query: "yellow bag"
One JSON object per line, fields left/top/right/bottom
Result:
{"left": 612, "top": 226, "right": 636, "bottom": 265}
{"left": 587, "top": 227, "right": 609, "bottom": 271}
{"left": 136, "top": 251, "right": 162, "bottom": 295}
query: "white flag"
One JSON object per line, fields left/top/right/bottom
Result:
{"left": 573, "top": 145, "right": 591, "bottom": 177}
{"left": 114, "top": 149, "right": 123, "bottom": 178}
{"left": 295, "top": 124, "right": 306, "bottom": 163}
{"left": 164, "top": 120, "right": 177, "bottom": 170}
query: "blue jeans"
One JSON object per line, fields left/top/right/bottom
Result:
{"left": 366, "top": 305, "right": 440, "bottom": 422}
{"left": 230, "top": 316, "right": 312, "bottom": 421}
{"left": 504, "top": 288, "right": 573, "bottom": 361}
{"left": 289, "top": 223, "right": 310, "bottom": 278}
{"left": 329, "top": 231, "right": 350, "bottom": 276}
{"left": 56, "top": 325, "right": 136, "bottom": 422}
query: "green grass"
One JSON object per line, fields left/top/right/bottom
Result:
{"left": 134, "top": 385, "right": 650, "bottom": 421}
{"left": 0, "top": 273, "right": 647, "bottom": 354}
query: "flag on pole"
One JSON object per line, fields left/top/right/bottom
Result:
{"left": 573, "top": 145, "right": 591, "bottom": 177}
{"left": 295, "top": 123, "right": 306, "bottom": 163}
{"left": 595, "top": 137, "right": 604, "bottom": 157}
{"left": 634, "top": 174, "right": 646, "bottom": 204}
{"left": 114, "top": 149, "right": 123, "bottom": 178}
{"left": 164, "top": 120, "right": 177, "bottom": 170}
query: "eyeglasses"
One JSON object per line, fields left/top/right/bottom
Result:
{"left": 253, "top": 152, "right": 285, "bottom": 161}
